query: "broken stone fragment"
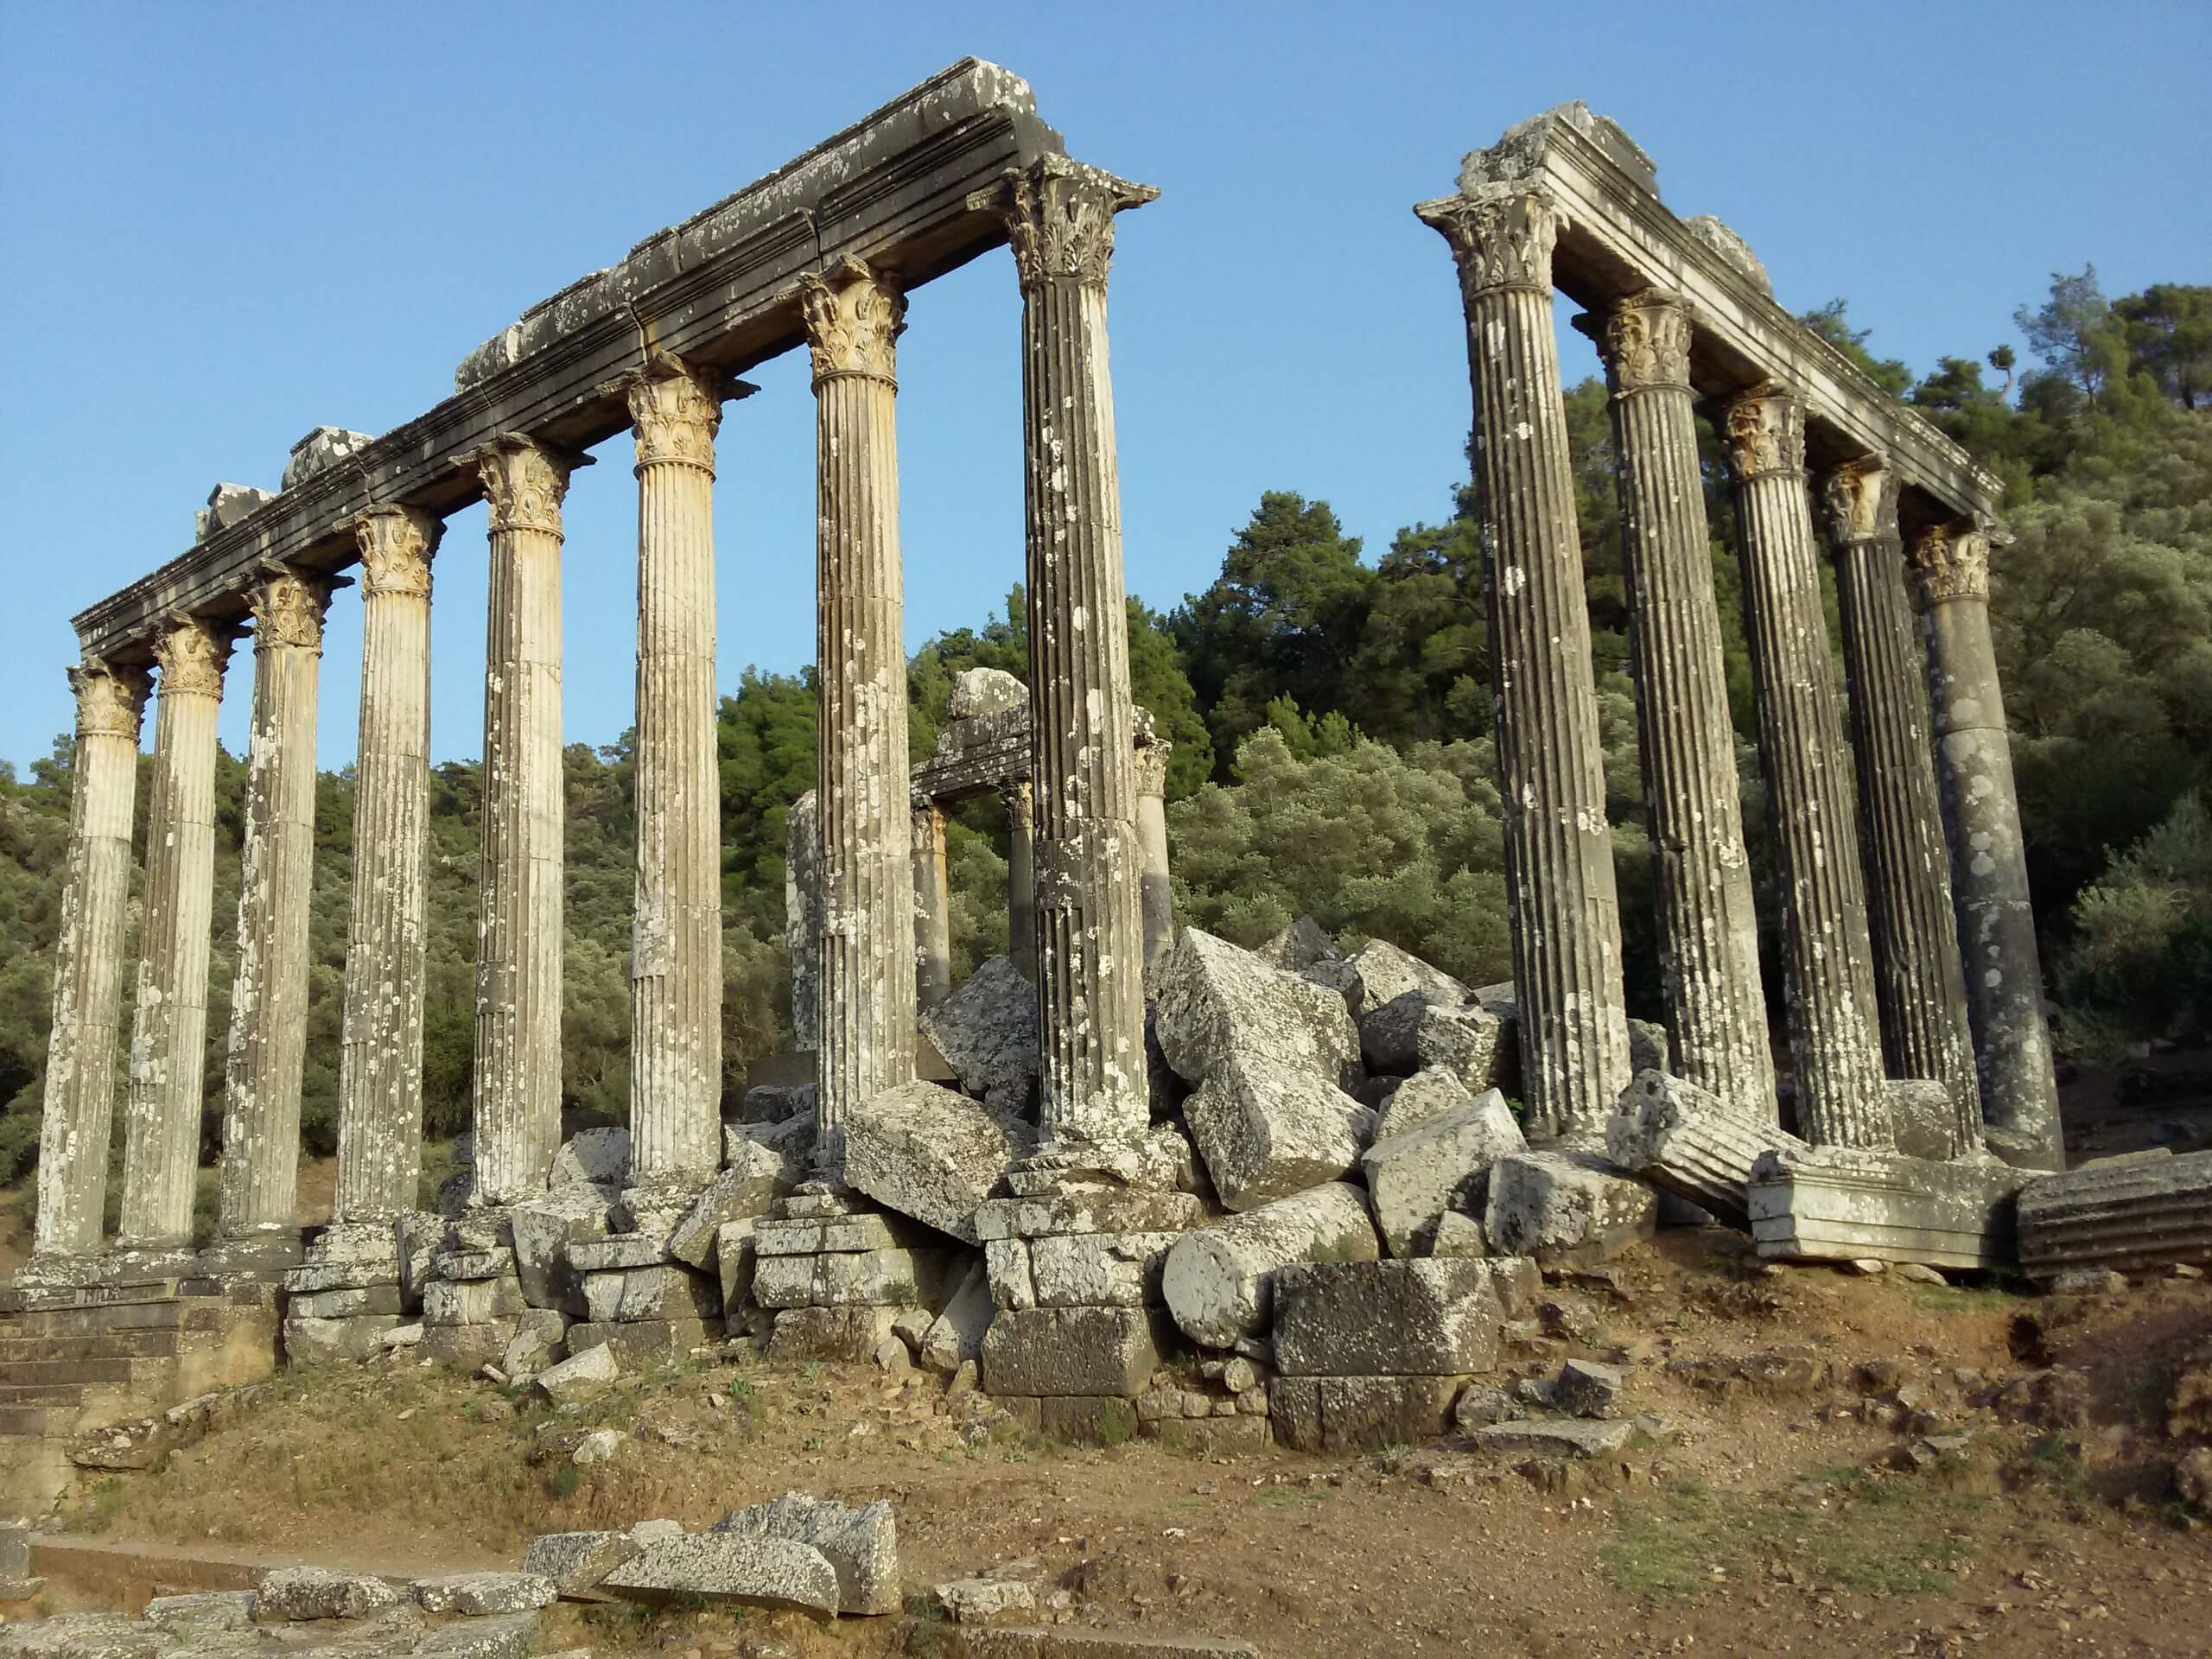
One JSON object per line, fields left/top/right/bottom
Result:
{"left": 1153, "top": 927, "right": 1364, "bottom": 1092}
{"left": 1749, "top": 1146, "right": 2029, "bottom": 1270}
{"left": 601, "top": 1530, "right": 840, "bottom": 1614}
{"left": 1605, "top": 1069, "right": 1807, "bottom": 1230}
{"left": 1358, "top": 990, "right": 1501, "bottom": 1090}
{"left": 254, "top": 1566, "right": 401, "bottom": 1621}
{"left": 844, "top": 1079, "right": 1034, "bottom": 1244}
{"left": 1027, "top": 1230, "right": 1179, "bottom": 1307}
{"left": 1362, "top": 1088, "right": 1527, "bottom": 1257}
{"left": 917, "top": 954, "right": 1039, "bottom": 1116}
{"left": 936, "top": 1577, "right": 1038, "bottom": 1621}
{"left": 1184, "top": 1050, "right": 1375, "bottom": 1211}
{"left": 550, "top": 1128, "right": 630, "bottom": 1187}
{"left": 1347, "top": 939, "right": 1466, "bottom": 1019}
{"left": 1466, "top": 1417, "right": 1635, "bottom": 1459}
{"left": 920, "top": 1259, "right": 993, "bottom": 1373}
{"left": 713, "top": 1491, "right": 899, "bottom": 1616}
{"left": 1259, "top": 915, "right": 1339, "bottom": 972}
{"left": 531, "top": 1340, "right": 618, "bottom": 1401}
{"left": 509, "top": 1182, "right": 617, "bottom": 1312}
{"left": 1160, "top": 1182, "right": 1381, "bottom": 1349}
{"left": 947, "top": 664, "right": 1027, "bottom": 721}
{"left": 281, "top": 425, "right": 374, "bottom": 491}
{"left": 522, "top": 1530, "right": 642, "bottom": 1602}
{"left": 1370, "top": 1066, "right": 1473, "bottom": 1141}
{"left": 1550, "top": 1357, "right": 1625, "bottom": 1419}
{"left": 981, "top": 1306, "right": 1162, "bottom": 1396}
{"left": 1484, "top": 1151, "right": 1657, "bottom": 1267}
{"left": 665, "top": 1159, "right": 784, "bottom": 1271}
{"left": 411, "top": 1573, "right": 558, "bottom": 1615}
{"left": 1271, "top": 1258, "right": 1503, "bottom": 1376}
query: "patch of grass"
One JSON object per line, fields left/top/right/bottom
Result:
{"left": 547, "top": 1465, "right": 582, "bottom": 1500}
{"left": 59, "top": 1476, "right": 132, "bottom": 1535}
{"left": 1604, "top": 1471, "right": 1986, "bottom": 1600}
{"left": 1904, "top": 1281, "right": 2027, "bottom": 1315}
{"left": 2011, "top": 1433, "right": 2095, "bottom": 1510}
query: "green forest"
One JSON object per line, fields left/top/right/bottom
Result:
{"left": 0, "top": 270, "right": 2206, "bottom": 1199}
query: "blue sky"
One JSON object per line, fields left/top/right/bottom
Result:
{"left": 2, "top": 1, "right": 2205, "bottom": 772}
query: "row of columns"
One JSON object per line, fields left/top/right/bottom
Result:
{"left": 1421, "top": 182, "right": 2061, "bottom": 1168}
{"left": 32, "top": 151, "right": 1169, "bottom": 1271}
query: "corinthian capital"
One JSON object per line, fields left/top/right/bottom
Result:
{"left": 1909, "top": 522, "right": 1992, "bottom": 606}
{"left": 969, "top": 155, "right": 1159, "bottom": 294}
{"left": 248, "top": 567, "right": 337, "bottom": 654}
{"left": 623, "top": 355, "right": 754, "bottom": 475}
{"left": 1414, "top": 185, "right": 1561, "bottom": 299}
{"left": 798, "top": 257, "right": 906, "bottom": 387}
{"left": 353, "top": 505, "right": 442, "bottom": 599}
{"left": 151, "top": 613, "right": 240, "bottom": 700}
{"left": 68, "top": 661, "right": 151, "bottom": 740}
{"left": 473, "top": 435, "right": 586, "bottom": 537}
{"left": 1595, "top": 289, "right": 1694, "bottom": 394}
{"left": 1719, "top": 383, "right": 1806, "bottom": 481}
{"left": 1818, "top": 460, "right": 1900, "bottom": 550}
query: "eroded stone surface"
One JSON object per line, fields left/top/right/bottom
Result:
{"left": 714, "top": 1491, "right": 899, "bottom": 1616}
{"left": 1271, "top": 1258, "right": 1502, "bottom": 1376}
{"left": 1484, "top": 1151, "right": 1657, "bottom": 1267}
{"left": 918, "top": 955, "right": 1039, "bottom": 1116}
{"left": 1362, "top": 1089, "right": 1526, "bottom": 1256}
{"left": 1160, "top": 1183, "right": 1380, "bottom": 1349}
{"left": 1183, "top": 1051, "right": 1374, "bottom": 1211}
{"left": 846, "top": 1079, "right": 1033, "bottom": 1244}
{"left": 1154, "top": 928, "right": 1363, "bottom": 1093}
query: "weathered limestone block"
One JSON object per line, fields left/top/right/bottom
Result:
{"left": 1260, "top": 916, "right": 1340, "bottom": 973}
{"left": 665, "top": 1160, "right": 783, "bottom": 1271}
{"left": 1348, "top": 941, "right": 1466, "bottom": 1019}
{"left": 768, "top": 1306, "right": 902, "bottom": 1362}
{"left": 975, "top": 1186, "right": 1204, "bottom": 1243}
{"left": 255, "top": 1566, "right": 401, "bottom": 1621}
{"left": 581, "top": 1264, "right": 720, "bottom": 1324}
{"left": 715, "top": 1219, "right": 760, "bottom": 1324}
{"left": 1370, "top": 1067, "right": 1475, "bottom": 1141}
{"left": 1028, "top": 1231, "right": 1179, "bottom": 1307}
{"left": 1160, "top": 1184, "right": 1381, "bottom": 1349}
{"left": 741, "top": 1083, "right": 816, "bottom": 1125}
{"left": 845, "top": 1079, "right": 1034, "bottom": 1244}
{"left": 1153, "top": 928, "right": 1363, "bottom": 1092}
{"left": 566, "top": 1234, "right": 664, "bottom": 1273}
{"left": 521, "top": 1529, "right": 641, "bottom": 1600}
{"left": 510, "top": 1183, "right": 617, "bottom": 1313}
{"left": 982, "top": 1306, "right": 1163, "bottom": 1396}
{"left": 288, "top": 1284, "right": 404, "bottom": 1319}
{"left": 1269, "top": 1374, "right": 1468, "bottom": 1453}
{"left": 282, "top": 425, "right": 374, "bottom": 491}
{"left": 1484, "top": 1152, "right": 1657, "bottom": 1267}
{"left": 1272, "top": 1259, "right": 1502, "bottom": 1376}
{"left": 1358, "top": 991, "right": 1502, "bottom": 1093}
{"left": 1605, "top": 1070, "right": 1808, "bottom": 1230}
{"left": 601, "top": 1532, "right": 839, "bottom": 1614}
{"left": 754, "top": 1211, "right": 935, "bottom": 1255}
{"left": 1362, "top": 1090, "right": 1527, "bottom": 1256}
{"left": 1184, "top": 1052, "right": 1375, "bottom": 1211}
{"left": 1888, "top": 1080, "right": 1967, "bottom": 1166}
{"left": 412, "top": 1573, "right": 557, "bottom": 1615}
{"left": 565, "top": 1317, "right": 715, "bottom": 1363}
{"left": 423, "top": 1274, "right": 526, "bottom": 1325}
{"left": 985, "top": 1237, "right": 1038, "bottom": 1311}
{"left": 725, "top": 1112, "right": 815, "bottom": 1185}
{"left": 2017, "top": 1150, "right": 2212, "bottom": 1278}
{"left": 918, "top": 954, "right": 1039, "bottom": 1116}
{"left": 550, "top": 1128, "right": 630, "bottom": 1187}
{"left": 753, "top": 1246, "right": 952, "bottom": 1310}
{"left": 713, "top": 1491, "right": 899, "bottom": 1617}
{"left": 1748, "top": 1147, "right": 2029, "bottom": 1269}
{"left": 283, "top": 1313, "right": 404, "bottom": 1363}
{"left": 920, "top": 1260, "right": 993, "bottom": 1371}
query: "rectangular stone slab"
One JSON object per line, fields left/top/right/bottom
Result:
{"left": 1747, "top": 1147, "right": 2028, "bottom": 1269}
{"left": 981, "top": 1307, "right": 1164, "bottom": 1397}
{"left": 2017, "top": 1149, "right": 2212, "bottom": 1279}
{"left": 1270, "top": 1259, "right": 1501, "bottom": 1377}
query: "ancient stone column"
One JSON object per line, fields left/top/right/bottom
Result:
{"left": 801, "top": 257, "right": 914, "bottom": 1158}
{"left": 1588, "top": 290, "right": 1777, "bottom": 1123}
{"left": 1910, "top": 521, "right": 2063, "bottom": 1169}
{"left": 626, "top": 358, "right": 742, "bottom": 1186}
{"left": 334, "top": 508, "right": 440, "bottom": 1224}
{"left": 785, "top": 790, "right": 822, "bottom": 1046}
{"left": 118, "top": 620, "right": 235, "bottom": 1253}
{"left": 218, "top": 569, "right": 336, "bottom": 1242}
{"left": 1820, "top": 463, "right": 1981, "bottom": 1157}
{"left": 912, "top": 803, "right": 953, "bottom": 1011}
{"left": 31, "top": 662, "right": 149, "bottom": 1263}
{"left": 1414, "top": 183, "right": 1630, "bottom": 1143}
{"left": 976, "top": 156, "right": 1158, "bottom": 1153}
{"left": 1133, "top": 734, "right": 1173, "bottom": 976}
{"left": 472, "top": 435, "right": 583, "bottom": 1206}
{"left": 1719, "top": 385, "right": 1890, "bottom": 1149}
{"left": 1002, "top": 780, "right": 1036, "bottom": 983}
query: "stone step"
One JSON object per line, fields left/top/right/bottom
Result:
{"left": 0, "top": 1328, "right": 181, "bottom": 1363}
{"left": 0, "top": 1405, "right": 79, "bottom": 1437}
{"left": 0, "top": 1382, "right": 93, "bottom": 1408}
{"left": 0, "top": 1356, "right": 150, "bottom": 1389}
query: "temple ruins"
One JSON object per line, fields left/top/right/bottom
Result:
{"left": 7, "top": 73, "right": 2208, "bottom": 1516}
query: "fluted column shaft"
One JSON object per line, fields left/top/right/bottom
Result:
{"left": 34, "top": 664, "right": 149, "bottom": 1260}
{"left": 1417, "top": 185, "right": 1630, "bottom": 1142}
{"left": 1003, "top": 781, "right": 1037, "bottom": 983}
{"left": 627, "top": 360, "right": 740, "bottom": 1185}
{"left": 1719, "top": 386, "right": 1890, "bottom": 1148}
{"left": 335, "top": 510, "right": 439, "bottom": 1223}
{"left": 976, "top": 157, "right": 1158, "bottom": 1150}
{"left": 1911, "top": 524, "right": 2063, "bottom": 1169}
{"left": 1589, "top": 292, "right": 1777, "bottom": 1122}
{"left": 802, "top": 258, "right": 914, "bottom": 1157}
{"left": 473, "top": 436, "right": 582, "bottom": 1205}
{"left": 1821, "top": 466, "right": 1980, "bottom": 1157}
{"left": 913, "top": 803, "right": 953, "bottom": 1011}
{"left": 219, "top": 569, "right": 334, "bottom": 1236}
{"left": 1133, "top": 738, "right": 1173, "bottom": 977}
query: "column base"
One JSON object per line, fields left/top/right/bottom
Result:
{"left": 12, "top": 1251, "right": 116, "bottom": 1292}
{"left": 196, "top": 1230, "right": 308, "bottom": 1281}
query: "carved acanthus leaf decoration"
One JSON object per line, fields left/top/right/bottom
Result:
{"left": 1415, "top": 186, "right": 1562, "bottom": 298}
{"left": 475, "top": 436, "right": 580, "bottom": 537}
{"left": 972, "top": 156, "right": 1159, "bottom": 294}
{"left": 151, "top": 615, "right": 238, "bottom": 700}
{"left": 69, "top": 663, "right": 151, "bottom": 740}
{"left": 249, "top": 568, "right": 335, "bottom": 654}
{"left": 1599, "top": 291, "right": 1693, "bottom": 393}
{"left": 1819, "top": 461, "right": 1899, "bottom": 550}
{"left": 1910, "top": 523, "right": 1992, "bottom": 605}
{"left": 798, "top": 257, "right": 906, "bottom": 386}
{"left": 354, "top": 506, "right": 442, "bottom": 599}
{"left": 1720, "top": 384, "right": 1806, "bottom": 480}
{"left": 626, "top": 357, "right": 751, "bottom": 474}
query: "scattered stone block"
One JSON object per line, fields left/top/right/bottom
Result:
{"left": 1484, "top": 1152, "right": 1657, "bottom": 1267}
{"left": 1362, "top": 1088, "right": 1525, "bottom": 1257}
{"left": 423, "top": 1274, "right": 526, "bottom": 1325}
{"left": 1259, "top": 915, "right": 1340, "bottom": 973}
{"left": 550, "top": 1127, "right": 630, "bottom": 1187}
{"left": 502, "top": 1309, "right": 568, "bottom": 1376}
{"left": 1550, "top": 1357, "right": 1625, "bottom": 1419}
{"left": 753, "top": 1246, "right": 951, "bottom": 1310}
{"left": 532, "top": 1341, "right": 617, "bottom": 1401}
{"left": 1605, "top": 1070, "right": 1803, "bottom": 1230}
{"left": 1268, "top": 1374, "right": 1467, "bottom": 1452}
{"left": 1348, "top": 940, "right": 1466, "bottom": 1018}
{"left": 1360, "top": 993, "right": 1503, "bottom": 1090}
{"left": 1271, "top": 1259, "right": 1501, "bottom": 1376}
{"left": 522, "top": 1530, "right": 642, "bottom": 1601}
{"left": 1154, "top": 927, "right": 1364, "bottom": 1092}
{"left": 845, "top": 1078, "right": 1034, "bottom": 1243}
{"left": 724, "top": 1112, "right": 816, "bottom": 1185}
{"left": 715, "top": 1491, "right": 899, "bottom": 1616}
{"left": 2018, "top": 1148, "right": 2212, "bottom": 1279}
{"left": 1370, "top": 1066, "right": 1475, "bottom": 1142}
{"left": 666, "top": 1162, "right": 782, "bottom": 1271}
{"left": 1465, "top": 1418, "right": 1635, "bottom": 1458}
{"left": 1749, "top": 1147, "right": 2028, "bottom": 1269}
{"left": 601, "top": 1531, "right": 840, "bottom": 1614}
{"left": 142, "top": 1591, "right": 253, "bottom": 1635}
{"left": 937, "top": 1577, "right": 1037, "bottom": 1621}
{"left": 921, "top": 1260, "right": 994, "bottom": 1373}
{"left": 1185, "top": 1051, "right": 1374, "bottom": 1211}
{"left": 1160, "top": 1183, "right": 1380, "bottom": 1349}
{"left": 283, "top": 1313, "right": 404, "bottom": 1363}
{"left": 985, "top": 1237, "right": 1038, "bottom": 1311}
{"left": 982, "top": 1307, "right": 1162, "bottom": 1396}
{"left": 1887, "top": 1079, "right": 1968, "bottom": 1163}
{"left": 976, "top": 1188, "right": 1205, "bottom": 1243}
{"left": 255, "top": 1566, "right": 401, "bottom": 1621}
{"left": 919, "top": 954, "right": 1040, "bottom": 1115}
{"left": 1028, "top": 1232, "right": 1179, "bottom": 1308}
{"left": 1428, "top": 1211, "right": 1489, "bottom": 1257}
{"left": 768, "top": 1306, "right": 901, "bottom": 1362}
{"left": 412, "top": 1573, "right": 557, "bottom": 1615}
